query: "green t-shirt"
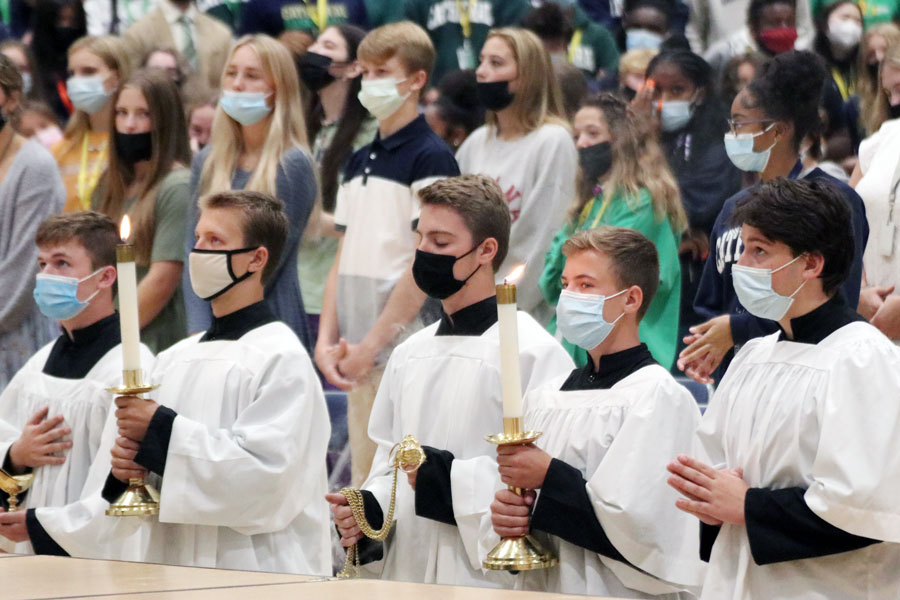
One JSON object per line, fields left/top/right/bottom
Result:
{"left": 404, "top": 0, "right": 531, "bottom": 85}
{"left": 539, "top": 187, "right": 682, "bottom": 370}
{"left": 119, "top": 169, "right": 191, "bottom": 353}
{"left": 570, "top": 7, "right": 619, "bottom": 78}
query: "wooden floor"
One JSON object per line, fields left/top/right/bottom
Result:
{"left": 0, "top": 555, "right": 623, "bottom": 599}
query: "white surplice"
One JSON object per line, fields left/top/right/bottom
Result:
{"left": 361, "top": 311, "right": 574, "bottom": 587}
{"left": 697, "top": 322, "right": 900, "bottom": 599}
{"left": 502, "top": 364, "right": 705, "bottom": 598}
{"left": 37, "top": 322, "right": 332, "bottom": 576}
{"left": 0, "top": 340, "right": 154, "bottom": 554}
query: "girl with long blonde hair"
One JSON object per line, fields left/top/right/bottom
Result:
{"left": 456, "top": 27, "right": 577, "bottom": 322}
{"left": 51, "top": 35, "right": 130, "bottom": 212}
{"left": 540, "top": 93, "right": 686, "bottom": 369}
{"left": 94, "top": 69, "right": 192, "bottom": 352}
{"left": 185, "top": 34, "right": 318, "bottom": 349}
{"left": 858, "top": 23, "right": 900, "bottom": 135}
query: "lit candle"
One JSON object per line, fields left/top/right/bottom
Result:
{"left": 497, "top": 264, "right": 525, "bottom": 419}
{"left": 117, "top": 216, "right": 141, "bottom": 374}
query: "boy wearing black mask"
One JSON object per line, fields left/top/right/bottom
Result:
{"left": 327, "top": 174, "right": 573, "bottom": 587}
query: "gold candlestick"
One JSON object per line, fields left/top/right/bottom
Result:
{"left": 105, "top": 369, "right": 160, "bottom": 517}
{"left": 0, "top": 469, "right": 34, "bottom": 512}
{"left": 482, "top": 418, "right": 558, "bottom": 572}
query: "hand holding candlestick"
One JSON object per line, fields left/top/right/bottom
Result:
{"left": 483, "top": 265, "right": 558, "bottom": 572}
{"left": 106, "top": 216, "right": 160, "bottom": 517}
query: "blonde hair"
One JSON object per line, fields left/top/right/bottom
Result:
{"left": 199, "top": 35, "right": 310, "bottom": 197}
{"left": 484, "top": 28, "right": 568, "bottom": 135}
{"left": 358, "top": 21, "right": 435, "bottom": 83}
{"left": 619, "top": 48, "right": 657, "bottom": 77}
{"left": 859, "top": 24, "right": 900, "bottom": 135}
{"left": 570, "top": 94, "right": 687, "bottom": 234}
{"left": 63, "top": 36, "right": 131, "bottom": 148}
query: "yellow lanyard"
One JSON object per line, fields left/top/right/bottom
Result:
{"left": 568, "top": 28, "right": 583, "bottom": 63}
{"left": 831, "top": 67, "right": 852, "bottom": 101}
{"left": 77, "top": 135, "right": 107, "bottom": 211}
{"left": 455, "top": 0, "right": 476, "bottom": 38}
{"left": 576, "top": 193, "right": 612, "bottom": 230}
{"left": 307, "top": 0, "right": 327, "bottom": 30}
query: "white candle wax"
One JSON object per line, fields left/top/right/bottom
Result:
{"left": 116, "top": 247, "right": 142, "bottom": 372}
{"left": 497, "top": 286, "right": 523, "bottom": 419}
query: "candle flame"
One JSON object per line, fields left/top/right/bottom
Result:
{"left": 120, "top": 215, "right": 131, "bottom": 242}
{"left": 504, "top": 264, "right": 526, "bottom": 284}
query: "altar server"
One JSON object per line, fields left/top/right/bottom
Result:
{"left": 328, "top": 175, "right": 574, "bottom": 587}
{"left": 668, "top": 178, "right": 900, "bottom": 600}
{"left": 1, "top": 191, "right": 331, "bottom": 576}
{"left": 489, "top": 226, "right": 705, "bottom": 598}
{"left": 0, "top": 211, "right": 154, "bottom": 554}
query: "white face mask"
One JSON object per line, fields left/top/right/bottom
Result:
{"left": 827, "top": 19, "right": 863, "bottom": 52}
{"left": 358, "top": 77, "right": 410, "bottom": 120}
{"left": 732, "top": 254, "right": 806, "bottom": 320}
{"left": 189, "top": 247, "right": 258, "bottom": 301}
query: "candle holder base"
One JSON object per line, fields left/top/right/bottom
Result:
{"left": 483, "top": 534, "right": 558, "bottom": 571}
{"left": 106, "top": 478, "right": 160, "bottom": 517}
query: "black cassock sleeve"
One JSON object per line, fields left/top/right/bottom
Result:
{"left": 530, "top": 458, "right": 627, "bottom": 563}
{"left": 25, "top": 509, "right": 68, "bottom": 556}
{"left": 134, "top": 406, "right": 177, "bottom": 476}
{"left": 744, "top": 487, "right": 879, "bottom": 565}
{"left": 414, "top": 446, "right": 457, "bottom": 526}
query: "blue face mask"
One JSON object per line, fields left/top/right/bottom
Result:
{"left": 724, "top": 124, "right": 775, "bottom": 172}
{"left": 658, "top": 100, "right": 694, "bottom": 132}
{"left": 556, "top": 288, "right": 627, "bottom": 351}
{"left": 66, "top": 75, "right": 111, "bottom": 115}
{"left": 220, "top": 90, "right": 273, "bottom": 125}
{"left": 626, "top": 28, "right": 664, "bottom": 51}
{"left": 33, "top": 268, "right": 105, "bottom": 320}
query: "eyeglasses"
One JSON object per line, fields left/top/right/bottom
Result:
{"left": 726, "top": 118, "right": 774, "bottom": 135}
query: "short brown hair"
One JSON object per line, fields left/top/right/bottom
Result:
{"left": 418, "top": 175, "right": 510, "bottom": 271}
{"left": 35, "top": 211, "right": 119, "bottom": 270}
{"left": 562, "top": 226, "right": 659, "bottom": 320}
{"left": 358, "top": 21, "right": 435, "bottom": 84}
{"left": 0, "top": 52, "right": 22, "bottom": 97}
{"left": 199, "top": 190, "right": 289, "bottom": 285}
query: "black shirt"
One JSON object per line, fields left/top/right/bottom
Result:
{"left": 43, "top": 313, "right": 121, "bottom": 379}
{"left": 435, "top": 296, "right": 498, "bottom": 337}
{"left": 779, "top": 295, "right": 865, "bottom": 345}
{"left": 560, "top": 343, "right": 657, "bottom": 391}
{"left": 200, "top": 301, "right": 277, "bottom": 342}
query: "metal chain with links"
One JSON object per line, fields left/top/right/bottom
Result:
{"left": 336, "top": 435, "right": 426, "bottom": 578}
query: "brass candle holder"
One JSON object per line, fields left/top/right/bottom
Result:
{"left": 105, "top": 369, "right": 160, "bottom": 517}
{"left": 0, "top": 469, "right": 34, "bottom": 512}
{"left": 482, "top": 417, "right": 558, "bottom": 572}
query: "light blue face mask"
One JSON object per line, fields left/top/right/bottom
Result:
{"left": 66, "top": 75, "right": 111, "bottom": 115}
{"left": 732, "top": 254, "right": 805, "bottom": 320}
{"left": 625, "top": 28, "right": 664, "bottom": 51}
{"left": 659, "top": 100, "right": 694, "bottom": 132}
{"left": 220, "top": 90, "right": 273, "bottom": 126}
{"left": 33, "top": 268, "right": 105, "bottom": 321}
{"left": 724, "top": 124, "right": 775, "bottom": 172}
{"left": 556, "top": 288, "right": 627, "bottom": 351}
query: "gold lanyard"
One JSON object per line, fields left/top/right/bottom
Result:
{"left": 576, "top": 193, "right": 612, "bottom": 230}
{"left": 77, "top": 135, "right": 107, "bottom": 211}
{"left": 455, "top": 0, "right": 476, "bottom": 38}
{"left": 568, "top": 28, "right": 583, "bottom": 63}
{"left": 307, "top": 0, "right": 327, "bottom": 30}
{"left": 831, "top": 67, "right": 853, "bottom": 101}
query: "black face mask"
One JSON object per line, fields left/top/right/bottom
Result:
{"left": 412, "top": 246, "right": 481, "bottom": 300}
{"left": 299, "top": 51, "right": 336, "bottom": 92}
{"left": 476, "top": 80, "right": 515, "bottom": 111}
{"left": 115, "top": 131, "right": 153, "bottom": 164}
{"left": 578, "top": 141, "right": 613, "bottom": 186}
{"left": 621, "top": 85, "right": 637, "bottom": 101}
{"left": 890, "top": 102, "right": 900, "bottom": 120}
{"left": 0, "top": 110, "right": 6, "bottom": 133}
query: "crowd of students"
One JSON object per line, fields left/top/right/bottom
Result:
{"left": 1, "top": 0, "right": 900, "bottom": 598}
